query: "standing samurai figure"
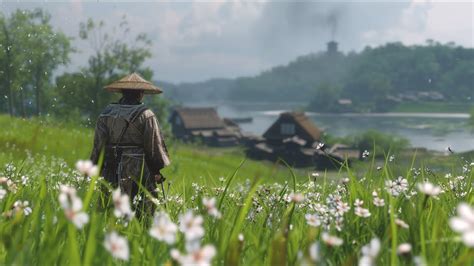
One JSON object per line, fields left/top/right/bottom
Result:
{"left": 90, "top": 73, "right": 170, "bottom": 213}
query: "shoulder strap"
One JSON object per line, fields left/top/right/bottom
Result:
{"left": 114, "top": 105, "right": 148, "bottom": 147}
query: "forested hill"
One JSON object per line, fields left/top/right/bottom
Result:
{"left": 167, "top": 41, "right": 473, "bottom": 112}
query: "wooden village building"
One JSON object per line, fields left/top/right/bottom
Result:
{"left": 245, "top": 112, "right": 359, "bottom": 169}
{"left": 169, "top": 107, "right": 242, "bottom": 147}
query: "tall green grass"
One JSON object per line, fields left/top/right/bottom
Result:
{"left": 0, "top": 115, "right": 472, "bottom": 265}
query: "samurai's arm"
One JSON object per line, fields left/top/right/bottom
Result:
{"left": 90, "top": 118, "right": 108, "bottom": 165}
{"left": 143, "top": 114, "right": 171, "bottom": 176}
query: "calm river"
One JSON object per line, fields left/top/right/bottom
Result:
{"left": 183, "top": 101, "right": 474, "bottom": 152}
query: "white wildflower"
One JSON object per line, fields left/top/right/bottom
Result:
{"left": 354, "top": 199, "right": 364, "bottom": 207}
{"left": 171, "top": 245, "right": 216, "bottom": 266}
{"left": 75, "top": 159, "right": 99, "bottom": 177}
{"left": 112, "top": 188, "right": 134, "bottom": 220}
{"left": 321, "top": 232, "right": 343, "bottom": 247}
{"left": 305, "top": 213, "right": 321, "bottom": 227}
{"left": 104, "top": 231, "right": 129, "bottom": 261}
{"left": 397, "top": 243, "right": 412, "bottom": 255}
{"left": 336, "top": 201, "right": 351, "bottom": 215}
{"left": 417, "top": 182, "right": 442, "bottom": 197}
{"left": 202, "top": 197, "right": 221, "bottom": 218}
{"left": 358, "top": 237, "right": 380, "bottom": 266}
{"left": 309, "top": 242, "right": 320, "bottom": 262}
{"left": 373, "top": 197, "right": 385, "bottom": 207}
{"left": 179, "top": 211, "right": 205, "bottom": 242}
{"left": 58, "top": 185, "right": 89, "bottom": 229}
{"left": 13, "top": 200, "right": 32, "bottom": 216}
{"left": 149, "top": 211, "right": 178, "bottom": 244}
{"left": 389, "top": 155, "right": 395, "bottom": 162}
{"left": 385, "top": 176, "right": 408, "bottom": 196}
{"left": 21, "top": 175, "right": 29, "bottom": 185}
{"left": 355, "top": 207, "right": 371, "bottom": 218}
{"left": 395, "top": 218, "right": 409, "bottom": 229}
{"left": 362, "top": 150, "right": 370, "bottom": 158}
{"left": 449, "top": 202, "right": 474, "bottom": 247}
{"left": 289, "top": 193, "right": 305, "bottom": 203}
{"left": 315, "top": 142, "right": 325, "bottom": 150}
{"left": 0, "top": 188, "right": 6, "bottom": 200}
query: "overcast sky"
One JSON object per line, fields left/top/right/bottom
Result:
{"left": 1, "top": 1, "right": 473, "bottom": 83}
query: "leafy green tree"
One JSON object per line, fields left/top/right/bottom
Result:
{"left": 0, "top": 9, "right": 71, "bottom": 117}
{"left": 55, "top": 17, "right": 156, "bottom": 124}
{"left": 0, "top": 10, "right": 24, "bottom": 116}
{"left": 308, "top": 83, "right": 341, "bottom": 112}
{"left": 351, "top": 130, "right": 410, "bottom": 156}
{"left": 26, "top": 9, "right": 72, "bottom": 116}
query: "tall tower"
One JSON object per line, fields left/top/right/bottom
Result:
{"left": 327, "top": 41, "right": 338, "bottom": 54}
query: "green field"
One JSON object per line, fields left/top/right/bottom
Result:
{"left": 0, "top": 115, "right": 473, "bottom": 265}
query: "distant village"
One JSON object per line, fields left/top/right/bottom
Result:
{"left": 169, "top": 107, "right": 361, "bottom": 170}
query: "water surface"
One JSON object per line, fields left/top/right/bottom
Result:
{"left": 183, "top": 101, "right": 474, "bottom": 152}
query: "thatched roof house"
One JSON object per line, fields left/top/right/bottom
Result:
{"left": 169, "top": 107, "right": 241, "bottom": 147}
{"left": 263, "top": 112, "right": 322, "bottom": 146}
{"left": 246, "top": 112, "right": 355, "bottom": 169}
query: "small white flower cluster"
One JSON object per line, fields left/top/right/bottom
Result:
{"left": 171, "top": 211, "right": 216, "bottom": 266}
{"left": 395, "top": 218, "right": 409, "bottom": 229}
{"left": 321, "top": 232, "right": 343, "bottom": 247}
{"left": 58, "top": 185, "right": 89, "bottom": 229}
{"left": 362, "top": 150, "right": 370, "bottom": 158}
{"left": 417, "top": 182, "right": 442, "bottom": 197}
{"left": 397, "top": 243, "right": 412, "bottom": 255}
{"left": 322, "top": 193, "right": 351, "bottom": 231}
{"left": 149, "top": 211, "right": 178, "bottom": 244}
{"left": 13, "top": 200, "right": 32, "bottom": 216}
{"left": 75, "top": 159, "right": 98, "bottom": 177}
{"left": 449, "top": 202, "right": 474, "bottom": 247}
{"left": 372, "top": 191, "right": 385, "bottom": 207}
{"left": 385, "top": 176, "right": 408, "bottom": 197}
{"left": 171, "top": 245, "right": 216, "bottom": 266}
{"left": 389, "top": 155, "right": 395, "bottom": 162}
{"left": 358, "top": 238, "right": 380, "bottom": 266}
{"left": 0, "top": 176, "right": 18, "bottom": 198}
{"left": 308, "top": 242, "right": 320, "bottom": 262}
{"left": 202, "top": 197, "right": 221, "bottom": 218}
{"left": 305, "top": 213, "right": 321, "bottom": 227}
{"left": 112, "top": 188, "right": 134, "bottom": 221}
{"left": 354, "top": 199, "right": 371, "bottom": 218}
{"left": 104, "top": 231, "right": 129, "bottom": 261}
{"left": 289, "top": 192, "right": 305, "bottom": 203}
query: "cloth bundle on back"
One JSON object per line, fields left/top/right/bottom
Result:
{"left": 90, "top": 73, "right": 170, "bottom": 214}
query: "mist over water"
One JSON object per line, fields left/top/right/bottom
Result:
{"left": 184, "top": 101, "right": 474, "bottom": 153}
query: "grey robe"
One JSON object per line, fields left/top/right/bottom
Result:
{"left": 90, "top": 103, "right": 170, "bottom": 197}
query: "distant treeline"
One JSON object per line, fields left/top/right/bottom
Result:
{"left": 0, "top": 9, "right": 169, "bottom": 127}
{"left": 169, "top": 41, "right": 473, "bottom": 113}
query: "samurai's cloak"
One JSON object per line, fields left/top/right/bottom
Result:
{"left": 90, "top": 103, "right": 170, "bottom": 196}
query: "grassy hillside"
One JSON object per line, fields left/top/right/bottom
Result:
{"left": 0, "top": 115, "right": 472, "bottom": 265}
{"left": 0, "top": 115, "right": 331, "bottom": 185}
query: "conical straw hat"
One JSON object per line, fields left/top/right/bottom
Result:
{"left": 104, "top": 73, "right": 163, "bottom": 94}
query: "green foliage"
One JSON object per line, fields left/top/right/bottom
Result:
{"left": 307, "top": 83, "right": 344, "bottom": 112}
{"left": 0, "top": 9, "right": 72, "bottom": 117}
{"left": 350, "top": 130, "right": 410, "bottom": 156}
{"left": 54, "top": 17, "right": 155, "bottom": 122}
{"left": 173, "top": 41, "right": 473, "bottom": 113}
{"left": 0, "top": 10, "right": 169, "bottom": 130}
